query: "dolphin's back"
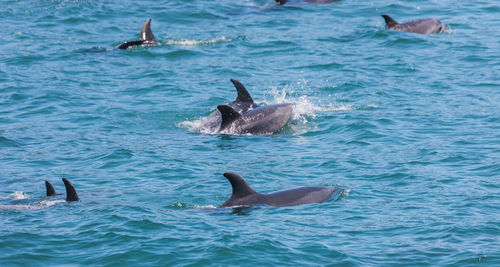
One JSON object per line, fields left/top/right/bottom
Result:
{"left": 263, "top": 187, "right": 337, "bottom": 207}
{"left": 396, "top": 18, "right": 446, "bottom": 34}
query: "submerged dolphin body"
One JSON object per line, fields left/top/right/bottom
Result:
{"left": 276, "top": 0, "right": 340, "bottom": 4}
{"left": 0, "top": 178, "right": 79, "bottom": 210}
{"left": 381, "top": 14, "right": 448, "bottom": 34}
{"left": 116, "top": 19, "right": 158, "bottom": 49}
{"left": 218, "top": 172, "right": 341, "bottom": 208}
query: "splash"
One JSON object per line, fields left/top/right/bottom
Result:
{"left": 179, "top": 80, "right": 357, "bottom": 135}
{"left": 0, "top": 191, "right": 30, "bottom": 200}
{"left": 163, "top": 36, "right": 241, "bottom": 47}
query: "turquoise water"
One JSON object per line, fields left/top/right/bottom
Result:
{"left": 1, "top": 0, "right": 499, "bottom": 265}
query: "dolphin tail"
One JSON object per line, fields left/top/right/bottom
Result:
{"left": 217, "top": 105, "right": 242, "bottom": 131}
{"left": 140, "top": 18, "right": 155, "bottom": 41}
{"left": 381, "top": 14, "right": 398, "bottom": 28}
{"left": 62, "top": 178, "right": 79, "bottom": 202}
{"left": 221, "top": 172, "right": 258, "bottom": 205}
{"left": 45, "top": 181, "right": 56, "bottom": 197}
{"left": 230, "top": 79, "right": 254, "bottom": 103}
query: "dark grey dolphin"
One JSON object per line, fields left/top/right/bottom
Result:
{"left": 0, "top": 178, "right": 79, "bottom": 210}
{"left": 217, "top": 102, "right": 293, "bottom": 135}
{"left": 201, "top": 79, "right": 260, "bottom": 132}
{"left": 199, "top": 79, "right": 292, "bottom": 135}
{"left": 45, "top": 181, "right": 57, "bottom": 196}
{"left": 218, "top": 172, "right": 340, "bottom": 208}
{"left": 276, "top": 0, "right": 340, "bottom": 4}
{"left": 62, "top": 178, "right": 79, "bottom": 202}
{"left": 116, "top": 19, "right": 158, "bottom": 49}
{"left": 45, "top": 179, "right": 78, "bottom": 201}
{"left": 381, "top": 14, "right": 448, "bottom": 34}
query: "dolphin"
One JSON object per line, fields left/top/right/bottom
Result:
{"left": 199, "top": 79, "right": 292, "bottom": 135}
{"left": 276, "top": 0, "right": 340, "bottom": 4}
{"left": 0, "top": 178, "right": 79, "bottom": 210}
{"left": 201, "top": 79, "right": 260, "bottom": 132}
{"left": 116, "top": 18, "right": 158, "bottom": 49}
{"left": 218, "top": 172, "right": 341, "bottom": 208}
{"left": 62, "top": 178, "right": 79, "bottom": 202}
{"left": 45, "top": 181, "right": 57, "bottom": 197}
{"left": 217, "top": 102, "right": 293, "bottom": 135}
{"left": 381, "top": 14, "right": 448, "bottom": 34}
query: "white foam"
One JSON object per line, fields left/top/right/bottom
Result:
{"left": 164, "top": 36, "right": 234, "bottom": 47}
{"left": 39, "top": 199, "right": 66, "bottom": 207}
{"left": 341, "top": 188, "right": 351, "bottom": 198}
{"left": 194, "top": 205, "right": 217, "bottom": 210}
{"left": 0, "top": 191, "right": 30, "bottom": 200}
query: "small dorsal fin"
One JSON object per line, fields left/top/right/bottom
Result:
{"left": 223, "top": 172, "right": 258, "bottom": 198}
{"left": 45, "top": 181, "right": 56, "bottom": 196}
{"left": 62, "top": 178, "right": 79, "bottom": 202}
{"left": 140, "top": 19, "right": 155, "bottom": 41}
{"left": 381, "top": 14, "right": 399, "bottom": 28}
{"left": 231, "top": 79, "right": 254, "bottom": 103}
{"left": 217, "top": 104, "right": 242, "bottom": 131}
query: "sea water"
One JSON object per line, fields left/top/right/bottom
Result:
{"left": 0, "top": 0, "right": 499, "bottom": 265}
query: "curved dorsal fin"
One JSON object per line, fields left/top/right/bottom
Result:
{"left": 140, "top": 19, "right": 155, "bottom": 41}
{"left": 217, "top": 104, "right": 241, "bottom": 131}
{"left": 231, "top": 79, "right": 254, "bottom": 103}
{"left": 223, "top": 172, "right": 258, "bottom": 198}
{"left": 381, "top": 14, "right": 399, "bottom": 28}
{"left": 62, "top": 178, "right": 79, "bottom": 202}
{"left": 45, "top": 181, "right": 56, "bottom": 196}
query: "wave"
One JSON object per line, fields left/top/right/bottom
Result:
{"left": 0, "top": 191, "right": 30, "bottom": 200}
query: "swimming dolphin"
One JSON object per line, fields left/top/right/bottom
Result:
{"left": 276, "top": 0, "right": 340, "bottom": 4}
{"left": 201, "top": 79, "right": 260, "bottom": 132}
{"left": 199, "top": 79, "right": 292, "bottom": 135}
{"left": 218, "top": 172, "right": 341, "bottom": 208}
{"left": 381, "top": 14, "right": 448, "bottom": 34}
{"left": 45, "top": 181, "right": 57, "bottom": 196}
{"left": 116, "top": 19, "right": 158, "bottom": 49}
{"left": 217, "top": 102, "right": 293, "bottom": 135}
{"left": 0, "top": 178, "right": 79, "bottom": 210}
{"left": 62, "top": 178, "right": 79, "bottom": 202}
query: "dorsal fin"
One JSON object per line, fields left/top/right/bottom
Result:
{"left": 140, "top": 19, "right": 155, "bottom": 41}
{"left": 223, "top": 172, "right": 258, "bottom": 198}
{"left": 231, "top": 79, "right": 254, "bottom": 103}
{"left": 62, "top": 178, "right": 79, "bottom": 202}
{"left": 217, "top": 104, "right": 242, "bottom": 131}
{"left": 45, "top": 181, "right": 56, "bottom": 196}
{"left": 381, "top": 14, "right": 399, "bottom": 28}
{"left": 275, "top": 0, "right": 288, "bottom": 5}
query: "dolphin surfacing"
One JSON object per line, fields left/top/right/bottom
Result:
{"left": 218, "top": 172, "right": 340, "bottom": 208}
{"left": 381, "top": 14, "right": 448, "bottom": 34}
{"left": 45, "top": 181, "right": 57, "bottom": 196}
{"left": 200, "top": 79, "right": 293, "bottom": 135}
{"left": 0, "top": 178, "right": 79, "bottom": 210}
{"left": 116, "top": 19, "right": 158, "bottom": 49}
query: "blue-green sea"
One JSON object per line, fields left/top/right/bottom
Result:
{"left": 1, "top": 0, "right": 499, "bottom": 265}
